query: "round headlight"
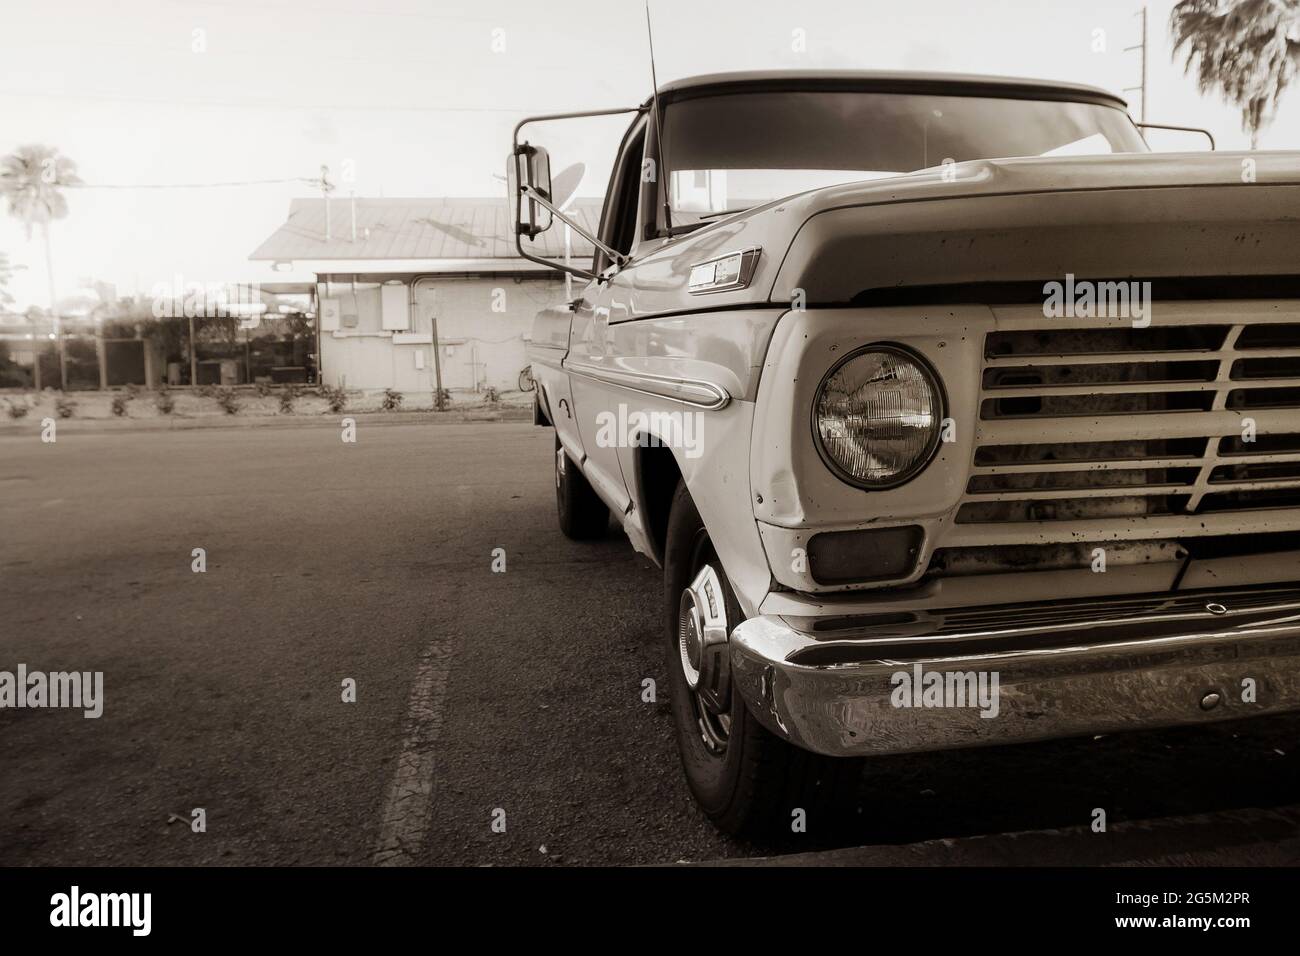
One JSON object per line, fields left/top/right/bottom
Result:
{"left": 813, "top": 345, "right": 944, "bottom": 489}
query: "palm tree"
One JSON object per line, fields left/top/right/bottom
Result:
{"left": 0, "top": 145, "right": 83, "bottom": 390}
{"left": 1170, "top": 0, "right": 1300, "bottom": 148}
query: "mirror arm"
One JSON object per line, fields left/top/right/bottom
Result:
{"left": 1135, "top": 122, "right": 1216, "bottom": 150}
{"left": 520, "top": 185, "right": 627, "bottom": 269}
{"left": 513, "top": 229, "right": 596, "bottom": 282}
{"left": 509, "top": 105, "right": 645, "bottom": 282}
{"left": 512, "top": 105, "right": 646, "bottom": 145}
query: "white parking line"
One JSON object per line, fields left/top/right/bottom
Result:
{"left": 372, "top": 639, "right": 455, "bottom": 866}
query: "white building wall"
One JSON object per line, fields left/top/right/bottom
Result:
{"left": 318, "top": 274, "right": 567, "bottom": 393}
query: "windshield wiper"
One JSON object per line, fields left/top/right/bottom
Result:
{"left": 661, "top": 221, "right": 708, "bottom": 238}
{"left": 657, "top": 208, "right": 754, "bottom": 239}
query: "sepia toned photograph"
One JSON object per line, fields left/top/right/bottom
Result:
{"left": 2, "top": 0, "right": 1298, "bottom": 936}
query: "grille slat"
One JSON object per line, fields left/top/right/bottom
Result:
{"left": 965, "top": 483, "right": 1194, "bottom": 502}
{"left": 978, "top": 408, "right": 1297, "bottom": 444}
{"left": 943, "top": 510, "right": 1300, "bottom": 547}
{"left": 984, "top": 346, "right": 1300, "bottom": 367}
{"left": 974, "top": 457, "right": 1207, "bottom": 473}
{"left": 1203, "top": 476, "right": 1300, "bottom": 493}
{"left": 985, "top": 376, "right": 1300, "bottom": 397}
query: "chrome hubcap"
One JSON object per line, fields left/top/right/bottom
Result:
{"left": 679, "top": 598, "right": 704, "bottom": 688}
{"left": 678, "top": 564, "right": 732, "bottom": 753}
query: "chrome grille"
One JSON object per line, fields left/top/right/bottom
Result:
{"left": 942, "top": 301, "right": 1300, "bottom": 556}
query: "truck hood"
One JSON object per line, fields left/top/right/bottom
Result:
{"left": 768, "top": 150, "right": 1300, "bottom": 304}
{"left": 779, "top": 149, "right": 1300, "bottom": 209}
{"left": 613, "top": 150, "right": 1300, "bottom": 318}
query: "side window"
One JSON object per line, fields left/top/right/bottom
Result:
{"left": 594, "top": 117, "right": 647, "bottom": 274}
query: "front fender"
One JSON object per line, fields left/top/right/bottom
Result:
{"left": 600, "top": 308, "right": 786, "bottom": 617}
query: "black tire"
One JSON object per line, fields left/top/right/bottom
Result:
{"left": 664, "top": 480, "right": 864, "bottom": 838}
{"left": 555, "top": 435, "right": 608, "bottom": 540}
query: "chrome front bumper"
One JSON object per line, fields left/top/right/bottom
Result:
{"left": 729, "top": 587, "right": 1300, "bottom": 757}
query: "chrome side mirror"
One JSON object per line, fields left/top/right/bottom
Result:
{"left": 508, "top": 144, "right": 554, "bottom": 238}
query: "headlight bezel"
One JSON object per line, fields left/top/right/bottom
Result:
{"left": 810, "top": 342, "right": 947, "bottom": 491}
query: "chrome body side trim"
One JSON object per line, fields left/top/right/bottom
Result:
{"left": 563, "top": 360, "right": 731, "bottom": 410}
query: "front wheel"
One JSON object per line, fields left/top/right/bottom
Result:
{"left": 664, "top": 480, "right": 863, "bottom": 838}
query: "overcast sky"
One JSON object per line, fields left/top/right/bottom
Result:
{"left": 1, "top": 0, "right": 1297, "bottom": 308}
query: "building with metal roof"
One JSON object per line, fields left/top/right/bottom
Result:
{"left": 248, "top": 197, "right": 601, "bottom": 395}
{"left": 249, "top": 196, "right": 602, "bottom": 275}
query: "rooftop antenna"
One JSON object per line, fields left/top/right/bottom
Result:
{"left": 1123, "top": 6, "right": 1148, "bottom": 122}
{"left": 318, "top": 164, "right": 335, "bottom": 240}
{"left": 645, "top": 1, "right": 672, "bottom": 235}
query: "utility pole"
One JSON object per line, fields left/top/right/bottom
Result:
{"left": 1124, "top": 6, "right": 1148, "bottom": 122}
{"left": 188, "top": 314, "right": 198, "bottom": 387}
{"left": 432, "top": 315, "right": 445, "bottom": 409}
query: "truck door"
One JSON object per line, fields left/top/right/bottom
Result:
{"left": 567, "top": 297, "right": 632, "bottom": 514}
{"left": 565, "top": 113, "right": 648, "bottom": 516}
{"left": 529, "top": 304, "right": 584, "bottom": 466}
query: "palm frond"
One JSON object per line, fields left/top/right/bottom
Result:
{"left": 0, "top": 144, "right": 82, "bottom": 235}
{"left": 1170, "top": 0, "right": 1300, "bottom": 140}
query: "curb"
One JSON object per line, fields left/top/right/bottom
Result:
{"left": 0, "top": 407, "right": 533, "bottom": 436}
{"left": 685, "top": 805, "right": 1300, "bottom": 867}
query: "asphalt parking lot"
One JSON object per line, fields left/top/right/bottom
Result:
{"left": 3, "top": 420, "right": 1300, "bottom": 866}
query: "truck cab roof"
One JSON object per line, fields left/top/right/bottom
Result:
{"left": 652, "top": 70, "right": 1129, "bottom": 110}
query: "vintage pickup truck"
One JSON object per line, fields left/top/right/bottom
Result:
{"left": 512, "top": 71, "right": 1300, "bottom": 836}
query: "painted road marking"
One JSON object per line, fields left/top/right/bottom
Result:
{"left": 372, "top": 639, "right": 455, "bottom": 866}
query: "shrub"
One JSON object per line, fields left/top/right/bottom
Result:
{"left": 110, "top": 394, "right": 130, "bottom": 417}
{"left": 434, "top": 388, "right": 451, "bottom": 410}
{"left": 278, "top": 385, "right": 300, "bottom": 414}
{"left": 55, "top": 396, "right": 75, "bottom": 418}
{"left": 6, "top": 400, "right": 28, "bottom": 419}
{"left": 255, "top": 381, "right": 273, "bottom": 398}
{"left": 214, "top": 386, "right": 240, "bottom": 415}
{"left": 380, "top": 387, "right": 403, "bottom": 411}
{"left": 155, "top": 388, "right": 175, "bottom": 415}
{"left": 321, "top": 384, "right": 347, "bottom": 413}
{"left": 124, "top": 383, "right": 142, "bottom": 399}
{"left": 483, "top": 386, "right": 500, "bottom": 406}
{"left": 197, "top": 385, "right": 215, "bottom": 398}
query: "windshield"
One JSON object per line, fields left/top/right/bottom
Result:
{"left": 658, "top": 89, "right": 1146, "bottom": 230}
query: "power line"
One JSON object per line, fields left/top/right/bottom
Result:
{"left": 6, "top": 35, "right": 558, "bottom": 72}
{"left": 178, "top": 0, "right": 502, "bottom": 23}
{"left": 0, "top": 87, "right": 541, "bottom": 113}
{"left": 67, "top": 178, "right": 316, "bottom": 190}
